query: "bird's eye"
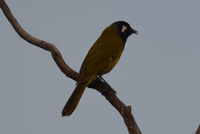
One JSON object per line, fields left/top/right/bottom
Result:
{"left": 121, "top": 25, "right": 127, "bottom": 33}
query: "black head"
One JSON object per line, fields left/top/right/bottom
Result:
{"left": 113, "top": 21, "right": 137, "bottom": 42}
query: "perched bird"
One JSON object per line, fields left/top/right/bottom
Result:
{"left": 62, "top": 21, "right": 137, "bottom": 116}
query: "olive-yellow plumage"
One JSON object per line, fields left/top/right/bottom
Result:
{"left": 62, "top": 21, "right": 137, "bottom": 116}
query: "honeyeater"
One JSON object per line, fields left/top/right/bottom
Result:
{"left": 62, "top": 21, "right": 137, "bottom": 116}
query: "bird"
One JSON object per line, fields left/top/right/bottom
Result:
{"left": 62, "top": 21, "right": 137, "bottom": 116}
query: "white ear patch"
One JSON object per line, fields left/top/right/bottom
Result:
{"left": 121, "top": 25, "right": 127, "bottom": 33}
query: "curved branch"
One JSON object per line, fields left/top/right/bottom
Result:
{"left": 0, "top": 0, "right": 77, "bottom": 80}
{"left": 0, "top": 0, "right": 141, "bottom": 134}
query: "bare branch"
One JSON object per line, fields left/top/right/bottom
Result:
{"left": 196, "top": 125, "right": 200, "bottom": 134}
{"left": 0, "top": 0, "right": 77, "bottom": 80}
{"left": 0, "top": 0, "right": 142, "bottom": 133}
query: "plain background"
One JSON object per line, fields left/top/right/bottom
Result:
{"left": 0, "top": 0, "right": 199, "bottom": 134}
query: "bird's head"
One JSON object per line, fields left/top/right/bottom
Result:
{"left": 113, "top": 21, "right": 137, "bottom": 42}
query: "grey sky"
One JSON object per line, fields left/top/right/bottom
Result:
{"left": 0, "top": 0, "right": 199, "bottom": 134}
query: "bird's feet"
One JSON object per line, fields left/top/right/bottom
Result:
{"left": 97, "top": 75, "right": 117, "bottom": 94}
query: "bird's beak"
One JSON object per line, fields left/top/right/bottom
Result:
{"left": 131, "top": 28, "right": 138, "bottom": 35}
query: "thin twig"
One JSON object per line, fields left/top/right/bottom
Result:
{"left": 0, "top": 0, "right": 141, "bottom": 134}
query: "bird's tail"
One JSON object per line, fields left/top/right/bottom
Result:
{"left": 62, "top": 82, "right": 87, "bottom": 116}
